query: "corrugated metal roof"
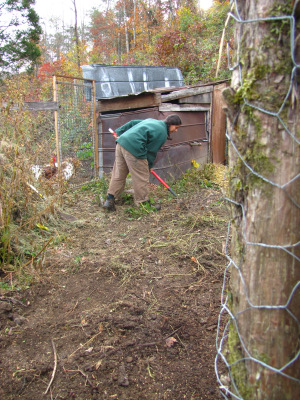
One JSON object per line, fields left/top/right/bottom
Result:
{"left": 81, "top": 64, "right": 184, "bottom": 99}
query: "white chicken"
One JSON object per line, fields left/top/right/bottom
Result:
{"left": 60, "top": 160, "right": 75, "bottom": 180}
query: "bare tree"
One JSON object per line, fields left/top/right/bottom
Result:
{"left": 123, "top": 1, "right": 130, "bottom": 54}
{"left": 133, "top": 0, "right": 136, "bottom": 47}
{"left": 72, "top": 0, "right": 81, "bottom": 71}
{"left": 222, "top": 0, "right": 300, "bottom": 398}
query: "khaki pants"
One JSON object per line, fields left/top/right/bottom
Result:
{"left": 108, "top": 144, "right": 150, "bottom": 204}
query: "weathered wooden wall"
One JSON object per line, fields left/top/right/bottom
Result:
{"left": 97, "top": 81, "right": 229, "bottom": 180}
{"left": 211, "top": 82, "right": 228, "bottom": 164}
{"left": 99, "top": 108, "right": 208, "bottom": 182}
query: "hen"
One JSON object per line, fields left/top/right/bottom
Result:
{"left": 32, "top": 156, "right": 75, "bottom": 180}
{"left": 44, "top": 156, "right": 58, "bottom": 179}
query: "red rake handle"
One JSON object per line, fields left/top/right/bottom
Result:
{"left": 150, "top": 170, "right": 177, "bottom": 197}
{"left": 109, "top": 128, "right": 118, "bottom": 139}
{"left": 109, "top": 128, "right": 177, "bottom": 197}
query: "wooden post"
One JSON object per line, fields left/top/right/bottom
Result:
{"left": 223, "top": 1, "right": 300, "bottom": 398}
{"left": 211, "top": 83, "right": 228, "bottom": 164}
{"left": 52, "top": 75, "right": 61, "bottom": 169}
{"left": 92, "top": 80, "right": 99, "bottom": 177}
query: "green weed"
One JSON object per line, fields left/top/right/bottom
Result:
{"left": 80, "top": 176, "right": 109, "bottom": 196}
{"left": 0, "top": 281, "right": 10, "bottom": 291}
{"left": 173, "top": 163, "right": 220, "bottom": 195}
{"left": 120, "top": 193, "right": 134, "bottom": 205}
{"left": 125, "top": 198, "right": 159, "bottom": 220}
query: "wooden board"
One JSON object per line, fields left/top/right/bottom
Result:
{"left": 211, "top": 83, "right": 228, "bottom": 164}
{"left": 159, "top": 103, "right": 210, "bottom": 112}
{"left": 161, "top": 86, "right": 213, "bottom": 102}
{"left": 96, "top": 93, "right": 161, "bottom": 113}
{"left": 179, "top": 93, "right": 211, "bottom": 104}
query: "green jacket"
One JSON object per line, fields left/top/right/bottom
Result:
{"left": 116, "top": 118, "right": 167, "bottom": 169}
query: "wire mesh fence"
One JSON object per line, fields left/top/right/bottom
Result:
{"left": 54, "top": 75, "right": 97, "bottom": 188}
{"left": 215, "top": 1, "right": 299, "bottom": 398}
{"left": 29, "top": 109, "right": 57, "bottom": 164}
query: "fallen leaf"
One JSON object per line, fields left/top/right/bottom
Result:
{"left": 95, "top": 360, "right": 102, "bottom": 370}
{"left": 36, "top": 223, "right": 49, "bottom": 231}
{"left": 166, "top": 337, "right": 177, "bottom": 347}
{"left": 85, "top": 347, "right": 93, "bottom": 353}
{"left": 207, "top": 324, "right": 217, "bottom": 331}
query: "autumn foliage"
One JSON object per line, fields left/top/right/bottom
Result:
{"left": 38, "top": 0, "right": 232, "bottom": 84}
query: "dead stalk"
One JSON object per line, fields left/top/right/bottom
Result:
{"left": 68, "top": 332, "right": 101, "bottom": 359}
{"left": 44, "top": 340, "right": 57, "bottom": 395}
{"left": 77, "top": 367, "right": 96, "bottom": 389}
{"left": 23, "top": 236, "right": 54, "bottom": 268}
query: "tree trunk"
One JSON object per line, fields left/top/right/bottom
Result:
{"left": 133, "top": 0, "right": 136, "bottom": 47}
{"left": 123, "top": 2, "right": 130, "bottom": 54}
{"left": 223, "top": 0, "right": 300, "bottom": 398}
{"left": 118, "top": 32, "right": 121, "bottom": 63}
{"left": 72, "top": 0, "right": 81, "bottom": 71}
{"left": 168, "top": 0, "right": 176, "bottom": 28}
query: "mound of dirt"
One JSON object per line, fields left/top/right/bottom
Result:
{"left": 0, "top": 185, "right": 229, "bottom": 400}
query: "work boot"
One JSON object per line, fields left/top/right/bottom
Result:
{"left": 141, "top": 201, "right": 161, "bottom": 211}
{"left": 103, "top": 198, "right": 116, "bottom": 211}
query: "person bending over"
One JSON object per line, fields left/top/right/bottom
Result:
{"left": 103, "top": 114, "right": 182, "bottom": 211}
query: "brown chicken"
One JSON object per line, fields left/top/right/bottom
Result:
{"left": 43, "top": 156, "right": 58, "bottom": 179}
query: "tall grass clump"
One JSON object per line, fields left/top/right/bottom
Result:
{"left": 0, "top": 75, "right": 61, "bottom": 290}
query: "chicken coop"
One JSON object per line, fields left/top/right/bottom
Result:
{"left": 81, "top": 64, "right": 229, "bottom": 183}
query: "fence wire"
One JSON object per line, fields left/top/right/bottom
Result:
{"left": 215, "top": 1, "right": 299, "bottom": 398}
{"left": 55, "top": 76, "right": 96, "bottom": 187}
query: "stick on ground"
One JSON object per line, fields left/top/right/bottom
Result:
{"left": 44, "top": 340, "right": 57, "bottom": 395}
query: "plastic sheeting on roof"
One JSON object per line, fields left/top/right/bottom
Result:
{"left": 81, "top": 64, "right": 184, "bottom": 99}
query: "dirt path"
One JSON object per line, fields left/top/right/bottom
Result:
{"left": 0, "top": 186, "right": 228, "bottom": 400}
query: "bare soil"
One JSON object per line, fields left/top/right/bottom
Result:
{"left": 0, "top": 184, "right": 229, "bottom": 400}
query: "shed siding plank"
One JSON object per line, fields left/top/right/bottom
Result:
{"left": 179, "top": 93, "right": 211, "bottom": 104}
{"left": 96, "top": 93, "right": 161, "bottom": 113}
{"left": 159, "top": 103, "right": 210, "bottom": 112}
